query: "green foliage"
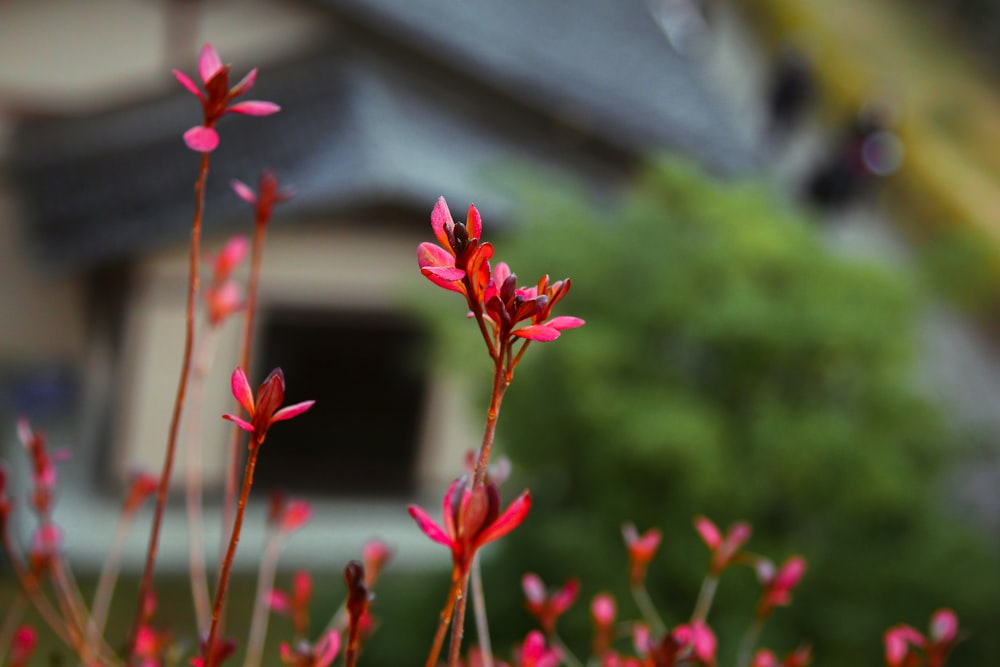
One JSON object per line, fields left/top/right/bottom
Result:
{"left": 460, "top": 159, "right": 1000, "bottom": 665}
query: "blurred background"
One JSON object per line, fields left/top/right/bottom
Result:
{"left": 1, "top": 0, "right": 999, "bottom": 665}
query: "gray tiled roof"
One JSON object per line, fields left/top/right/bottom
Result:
{"left": 9, "top": 1, "right": 756, "bottom": 271}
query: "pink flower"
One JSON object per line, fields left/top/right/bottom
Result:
{"left": 173, "top": 43, "right": 280, "bottom": 152}
{"left": 222, "top": 367, "right": 314, "bottom": 441}
{"left": 756, "top": 556, "right": 806, "bottom": 618}
{"left": 622, "top": 523, "right": 662, "bottom": 586}
{"left": 9, "top": 626, "right": 37, "bottom": 667}
{"left": 205, "top": 280, "right": 245, "bottom": 327}
{"left": 279, "top": 631, "right": 340, "bottom": 667}
{"left": 269, "top": 570, "right": 313, "bottom": 637}
{"left": 211, "top": 236, "right": 249, "bottom": 282}
{"left": 482, "top": 262, "right": 585, "bottom": 343}
{"left": 361, "top": 538, "right": 393, "bottom": 586}
{"left": 276, "top": 499, "right": 312, "bottom": 534}
{"left": 695, "top": 515, "right": 752, "bottom": 575}
{"left": 0, "top": 465, "right": 12, "bottom": 531}
{"left": 634, "top": 620, "right": 717, "bottom": 666}
{"left": 591, "top": 593, "right": 616, "bottom": 657}
{"left": 122, "top": 471, "right": 159, "bottom": 514}
{"left": 408, "top": 478, "right": 530, "bottom": 574}
{"left": 232, "top": 171, "right": 295, "bottom": 223}
{"left": 17, "top": 419, "right": 58, "bottom": 514}
{"left": 417, "top": 197, "right": 494, "bottom": 301}
{"left": 884, "top": 608, "right": 960, "bottom": 667}
{"left": 522, "top": 573, "right": 580, "bottom": 633}
{"left": 751, "top": 645, "right": 811, "bottom": 667}
{"left": 516, "top": 631, "right": 561, "bottom": 667}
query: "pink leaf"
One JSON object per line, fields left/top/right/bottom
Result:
{"left": 271, "top": 400, "right": 316, "bottom": 423}
{"left": 314, "top": 631, "right": 342, "bottom": 667}
{"left": 183, "top": 126, "right": 219, "bottom": 153}
{"left": 930, "top": 608, "right": 958, "bottom": 643}
{"left": 430, "top": 197, "right": 454, "bottom": 248}
{"left": 230, "top": 367, "right": 255, "bottom": 414}
{"left": 546, "top": 316, "right": 585, "bottom": 330}
{"left": 476, "top": 490, "right": 531, "bottom": 545}
{"left": 172, "top": 70, "right": 204, "bottom": 100}
{"left": 229, "top": 68, "right": 258, "bottom": 97}
{"left": 267, "top": 589, "right": 291, "bottom": 613}
{"left": 466, "top": 204, "right": 482, "bottom": 239}
{"left": 222, "top": 414, "right": 254, "bottom": 432}
{"left": 198, "top": 44, "right": 223, "bottom": 83}
{"left": 694, "top": 515, "right": 721, "bottom": 550}
{"left": 512, "top": 324, "right": 561, "bottom": 342}
{"left": 227, "top": 100, "right": 281, "bottom": 116}
{"left": 407, "top": 505, "right": 452, "bottom": 547}
{"left": 231, "top": 179, "right": 257, "bottom": 204}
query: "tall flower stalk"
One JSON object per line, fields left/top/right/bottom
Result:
{"left": 413, "top": 198, "right": 583, "bottom": 666}
{"left": 127, "top": 43, "right": 279, "bottom": 666}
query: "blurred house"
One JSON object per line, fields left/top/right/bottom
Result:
{"left": 0, "top": 0, "right": 755, "bottom": 569}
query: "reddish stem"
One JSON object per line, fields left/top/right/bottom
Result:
{"left": 205, "top": 435, "right": 263, "bottom": 667}
{"left": 222, "top": 213, "right": 268, "bottom": 557}
{"left": 424, "top": 573, "right": 463, "bottom": 667}
{"left": 447, "top": 574, "right": 471, "bottom": 667}
{"left": 472, "top": 355, "right": 509, "bottom": 488}
{"left": 127, "top": 151, "right": 210, "bottom": 666}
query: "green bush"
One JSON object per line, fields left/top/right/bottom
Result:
{"left": 443, "top": 159, "right": 1000, "bottom": 665}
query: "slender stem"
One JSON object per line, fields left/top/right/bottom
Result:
{"left": 0, "top": 529, "right": 74, "bottom": 648}
{"left": 630, "top": 584, "right": 667, "bottom": 637}
{"left": 424, "top": 574, "right": 462, "bottom": 667}
{"left": 88, "top": 511, "right": 135, "bottom": 654}
{"left": 469, "top": 557, "right": 493, "bottom": 667}
{"left": 345, "top": 608, "right": 361, "bottom": 667}
{"left": 51, "top": 554, "right": 93, "bottom": 656}
{"left": 128, "top": 151, "right": 211, "bottom": 667}
{"left": 243, "top": 530, "right": 283, "bottom": 667}
{"left": 222, "top": 218, "right": 267, "bottom": 565}
{"left": 205, "top": 437, "right": 262, "bottom": 667}
{"left": 549, "top": 634, "right": 585, "bottom": 667}
{"left": 447, "top": 574, "right": 471, "bottom": 667}
{"left": 187, "top": 325, "right": 222, "bottom": 633}
{"left": 472, "top": 357, "right": 509, "bottom": 487}
{"left": 690, "top": 573, "right": 719, "bottom": 624}
{"left": 0, "top": 593, "right": 27, "bottom": 666}
{"left": 736, "top": 616, "right": 765, "bottom": 667}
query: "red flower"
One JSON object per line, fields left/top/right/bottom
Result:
{"left": 884, "top": 608, "right": 960, "bottom": 667}
{"left": 222, "top": 367, "right": 314, "bottom": 440}
{"left": 173, "top": 44, "right": 280, "bottom": 152}
{"left": 753, "top": 645, "right": 812, "bottom": 667}
{"left": 756, "top": 556, "right": 806, "bottom": 618}
{"left": 417, "top": 197, "right": 493, "bottom": 302}
{"left": 634, "top": 620, "right": 717, "bottom": 667}
{"left": 591, "top": 593, "right": 617, "bottom": 657}
{"left": 622, "top": 523, "right": 662, "bottom": 586}
{"left": 408, "top": 478, "right": 530, "bottom": 574}
{"left": 279, "top": 631, "right": 340, "bottom": 667}
{"left": 694, "top": 516, "right": 751, "bottom": 575}
{"left": 483, "top": 262, "right": 585, "bottom": 343}
{"left": 522, "top": 573, "right": 580, "bottom": 633}
{"left": 269, "top": 570, "right": 313, "bottom": 637}
{"left": 9, "top": 626, "right": 37, "bottom": 667}
{"left": 361, "top": 538, "right": 393, "bottom": 587}
{"left": 232, "top": 171, "right": 295, "bottom": 222}
{"left": 516, "top": 631, "right": 561, "bottom": 667}
{"left": 122, "top": 471, "right": 159, "bottom": 514}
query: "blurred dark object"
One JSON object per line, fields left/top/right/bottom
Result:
{"left": 764, "top": 48, "right": 815, "bottom": 144}
{"left": 1, "top": 365, "right": 77, "bottom": 421}
{"left": 803, "top": 103, "right": 904, "bottom": 209}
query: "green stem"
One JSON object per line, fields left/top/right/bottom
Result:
{"left": 242, "top": 530, "right": 282, "bottom": 667}
{"left": 736, "top": 616, "right": 765, "bottom": 667}
{"left": 690, "top": 573, "right": 719, "bottom": 623}
{"left": 630, "top": 584, "right": 667, "bottom": 637}
{"left": 469, "top": 557, "right": 493, "bottom": 667}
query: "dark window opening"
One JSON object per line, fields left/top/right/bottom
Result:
{"left": 252, "top": 307, "right": 430, "bottom": 499}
